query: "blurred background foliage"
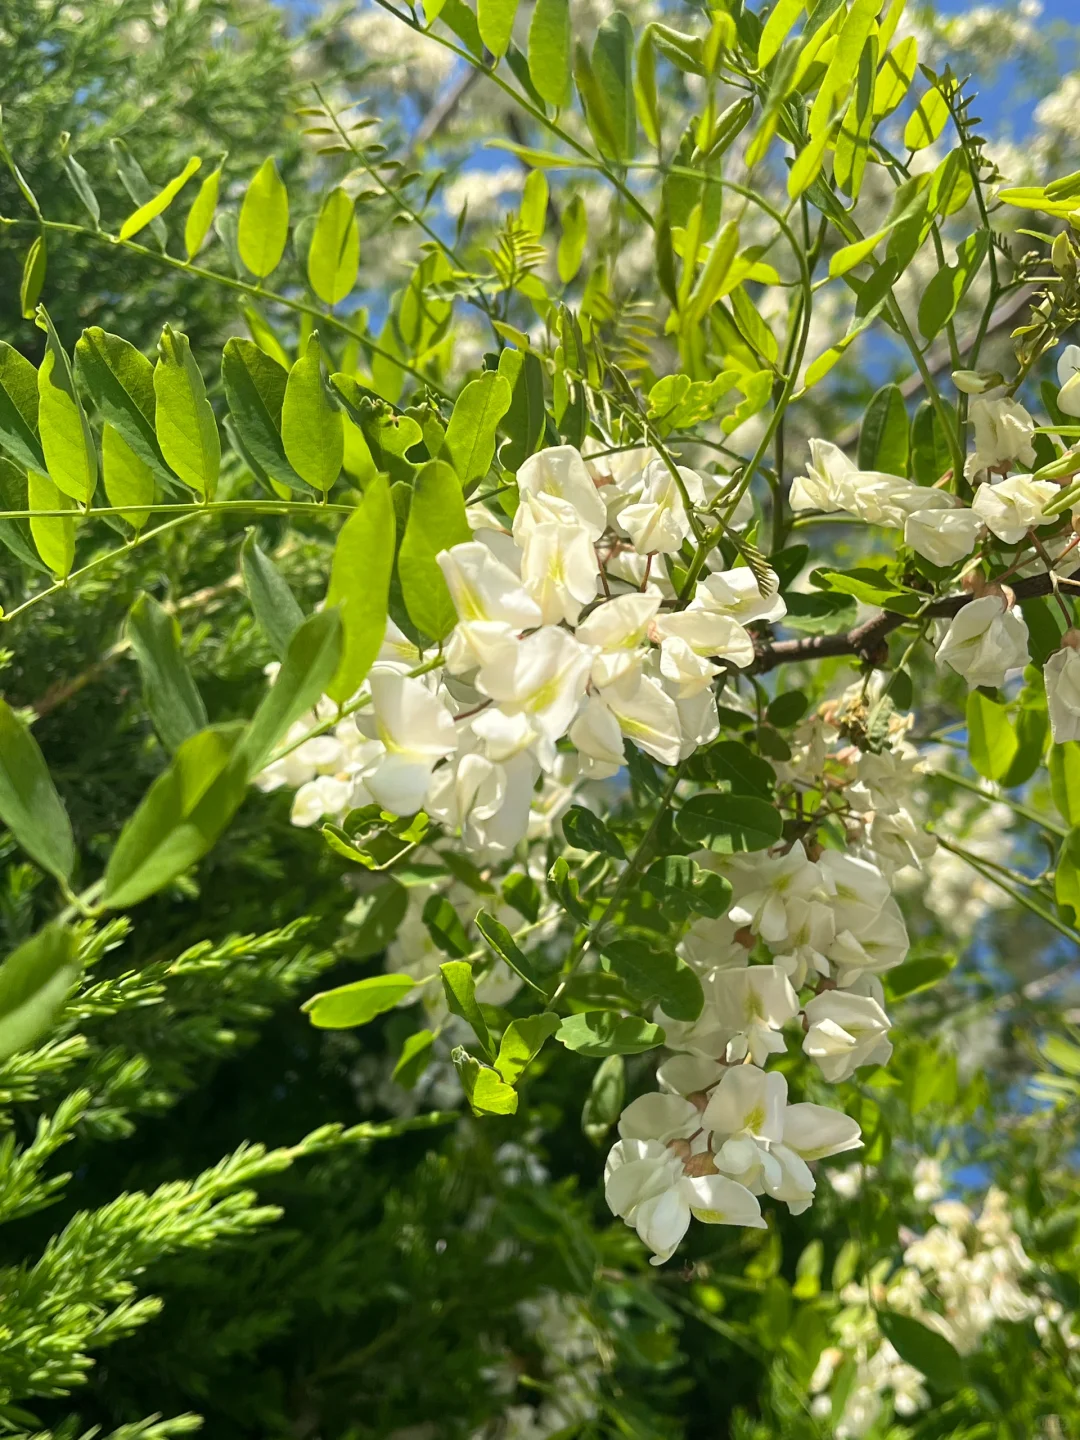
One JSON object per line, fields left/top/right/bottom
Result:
{"left": 1, "top": 1, "right": 1080, "bottom": 1438}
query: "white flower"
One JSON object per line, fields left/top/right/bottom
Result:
{"left": 702, "top": 1064, "right": 787, "bottom": 1193}
{"left": 964, "top": 396, "right": 1036, "bottom": 478}
{"left": 658, "top": 635, "right": 720, "bottom": 698}
{"left": 789, "top": 440, "right": 951, "bottom": 527}
{"left": 696, "top": 566, "right": 786, "bottom": 624}
{"left": 727, "top": 841, "right": 833, "bottom": 947}
{"left": 709, "top": 965, "right": 800, "bottom": 1065}
{"left": 904, "top": 507, "right": 983, "bottom": 566}
{"left": 517, "top": 508, "right": 599, "bottom": 626}
{"left": 425, "top": 748, "right": 538, "bottom": 858}
{"left": 617, "top": 1092, "right": 700, "bottom": 1143}
{"left": 604, "top": 1138, "right": 765, "bottom": 1264}
{"left": 575, "top": 593, "right": 660, "bottom": 689}
{"left": 651, "top": 609, "right": 755, "bottom": 667}
{"left": 781, "top": 1102, "right": 863, "bottom": 1161}
{"left": 656, "top": 1052, "right": 725, "bottom": 1095}
{"left": 359, "top": 670, "right": 458, "bottom": 814}
{"left": 802, "top": 991, "right": 893, "bottom": 1082}
{"left": 517, "top": 444, "right": 608, "bottom": 539}
{"left": 376, "top": 617, "right": 425, "bottom": 672}
{"left": 1045, "top": 643, "right": 1080, "bottom": 743}
{"left": 290, "top": 773, "right": 355, "bottom": 827}
{"left": 439, "top": 542, "right": 542, "bottom": 673}
{"left": 573, "top": 673, "right": 683, "bottom": 766}
{"left": 971, "top": 473, "right": 1057, "bottom": 544}
{"left": 829, "top": 900, "right": 909, "bottom": 984}
{"left": 1058, "top": 343, "right": 1080, "bottom": 418}
{"left": 673, "top": 687, "right": 721, "bottom": 757}
{"left": 619, "top": 459, "right": 705, "bottom": 553}
{"left": 935, "top": 594, "right": 1029, "bottom": 688}
{"left": 477, "top": 626, "right": 592, "bottom": 743}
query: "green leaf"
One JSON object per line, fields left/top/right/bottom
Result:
{"left": 20, "top": 233, "right": 46, "bottom": 321}
{"left": 808, "top": 0, "right": 881, "bottom": 138}
{"left": 884, "top": 952, "right": 957, "bottom": 1001}
{"left": 102, "top": 724, "right": 248, "bottom": 909}
{"left": 35, "top": 306, "right": 97, "bottom": 504}
{"left": 1057, "top": 828, "right": 1080, "bottom": 925}
{"left": 0, "top": 341, "right": 45, "bottom": 473}
{"left": 440, "top": 960, "right": 495, "bottom": 1060}
{"left": 1040, "top": 1032, "right": 1080, "bottom": 1077}
{"left": 590, "top": 11, "right": 636, "bottom": 162}
{"left": 302, "top": 973, "right": 416, "bottom": 1029}
{"left": 858, "top": 383, "right": 909, "bottom": 476}
{"left": 110, "top": 138, "right": 167, "bottom": 246}
{"left": 281, "top": 334, "right": 343, "bottom": 494}
{"left": 154, "top": 325, "right": 220, "bottom": 499}
{"left": 557, "top": 193, "right": 588, "bottom": 284}
{"left": 877, "top": 1310, "right": 963, "bottom": 1392}
{"left": 497, "top": 348, "right": 546, "bottom": 472}
{"left": 783, "top": 590, "right": 858, "bottom": 634}
{"left": 676, "top": 793, "right": 782, "bottom": 853}
{"left": 443, "top": 372, "right": 513, "bottom": 491}
{"left": 966, "top": 690, "right": 1018, "bottom": 782}
{"left": 702, "top": 740, "right": 776, "bottom": 798}
{"left": 238, "top": 157, "right": 289, "bottom": 278}
{"left": 904, "top": 83, "right": 950, "bottom": 151}
{"left": 561, "top": 805, "right": 626, "bottom": 859}
{"left": 397, "top": 459, "right": 471, "bottom": 642}
{"left": 812, "top": 567, "right": 923, "bottom": 615}
{"left": 100, "top": 425, "right": 153, "bottom": 531}
{"left": 910, "top": 398, "right": 956, "bottom": 486}
{"left": 0, "top": 923, "right": 81, "bottom": 1062}
{"left": 478, "top": 0, "right": 519, "bottom": 61}
{"left": 1001, "top": 683, "right": 1048, "bottom": 787}
{"left": 425, "top": 898, "right": 472, "bottom": 960}
{"left": 127, "top": 593, "right": 208, "bottom": 755}
{"left": 0, "top": 460, "right": 46, "bottom": 573}
{"left": 119, "top": 155, "right": 201, "bottom": 240}
{"left": 62, "top": 148, "right": 101, "bottom": 228}
{"left": 453, "top": 1047, "right": 519, "bottom": 1115}
{"left": 495, "top": 1012, "right": 560, "bottom": 1084}
{"left": 393, "top": 1027, "right": 436, "bottom": 1087}
{"left": 184, "top": 162, "right": 222, "bottom": 260}
{"left": 238, "top": 609, "right": 344, "bottom": 774}
{"left": 27, "top": 469, "right": 76, "bottom": 578}
{"left": 528, "top": 0, "right": 571, "bottom": 109}
{"left": 1050, "top": 741, "right": 1080, "bottom": 824}
{"left": 556, "top": 1011, "right": 664, "bottom": 1057}
{"left": 324, "top": 474, "right": 395, "bottom": 704}
{"left": 758, "top": 0, "right": 804, "bottom": 68}
{"left": 581, "top": 1053, "right": 625, "bottom": 1144}
{"left": 241, "top": 532, "right": 305, "bottom": 662}
{"left": 221, "top": 338, "right": 300, "bottom": 493}
{"left": 635, "top": 27, "right": 660, "bottom": 150}
{"left": 501, "top": 872, "right": 541, "bottom": 923}
{"left": 76, "top": 327, "right": 169, "bottom": 483}
{"left": 917, "top": 232, "right": 988, "bottom": 341}
{"left": 307, "top": 188, "right": 360, "bottom": 306}
{"left": 344, "top": 881, "right": 409, "bottom": 959}
{"left": 833, "top": 34, "right": 877, "bottom": 199}
{"left": 601, "top": 935, "right": 703, "bottom": 1022}
{"left": 0, "top": 697, "right": 75, "bottom": 883}
{"left": 474, "top": 909, "right": 547, "bottom": 995}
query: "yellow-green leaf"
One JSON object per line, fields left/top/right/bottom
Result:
{"left": 557, "top": 193, "right": 587, "bottom": 283}
{"left": 904, "top": 83, "right": 950, "bottom": 151}
{"left": 829, "top": 228, "right": 888, "bottom": 277}
{"left": 398, "top": 459, "right": 472, "bottom": 642}
{"left": 478, "top": 0, "right": 518, "bottom": 61}
{"left": 281, "top": 334, "right": 343, "bottom": 494}
{"left": 27, "top": 470, "right": 75, "bottom": 578}
{"left": 184, "top": 163, "right": 223, "bottom": 260}
{"left": 153, "top": 324, "right": 220, "bottom": 499}
{"left": 758, "top": 0, "right": 804, "bottom": 69}
{"left": 0, "top": 923, "right": 81, "bottom": 1062}
{"left": 119, "top": 155, "right": 201, "bottom": 241}
{"left": 873, "top": 35, "right": 918, "bottom": 120}
{"left": 238, "top": 157, "right": 289, "bottom": 279}
{"left": 324, "top": 473, "right": 395, "bottom": 704}
{"left": 102, "top": 423, "right": 154, "bottom": 531}
{"left": 528, "top": 0, "right": 571, "bottom": 109}
{"left": 307, "top": 187, "right": 360, "bottom": 306}
{"left": 20, "top": 234, "right": 46, "bottom": 321}
{"left": 35, "top": 307, "right": 97, "bottom": 504}
{"left": 787, "top": 125, "right": 831, "bottom": 198}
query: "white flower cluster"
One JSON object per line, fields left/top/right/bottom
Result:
{"left": 813, "top": 1181, "right": 1077, "bottom": 1438}
{"left": 258, "top": 444, "right": 777, "bottom": 857}
{"left": 603, "top": 692, "right": 928, "bottom": 1264}
{"left": 790, "top": 348, "right": 1080, "bottom": 722}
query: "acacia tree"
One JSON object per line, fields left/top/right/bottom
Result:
{"left": 1, "top": 0, "right": 1080, "bottom": 1436}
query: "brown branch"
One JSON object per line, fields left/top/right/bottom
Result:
{"left": 752, "top": 562, "right": 1080, "bottom": 674}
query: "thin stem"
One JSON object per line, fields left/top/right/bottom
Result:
{"left": 935, "top": 834, "right": 1078, "bottom": 945}
{"left": 929, "top": 768, "right": 1068, "bottom": 840}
